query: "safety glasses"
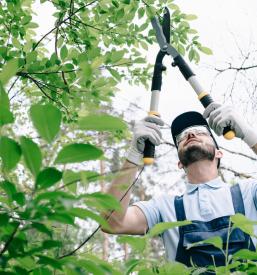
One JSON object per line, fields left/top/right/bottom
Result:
{"left": 175, "top": 125, "right": 211, "bottom": 146}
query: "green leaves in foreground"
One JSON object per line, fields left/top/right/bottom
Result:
{"left": 30, "top": 104, "right": 62, "bottom": 143}
{"left": 36, "top": 167, "right": 62, "bottom": 190}
{"left": 55, "top": 143, "right": 103, "bottom": 164}
{"left": 186, "top": 236, "right": 223, "bottom": 250}
{"left": 149, "top": 221, "right": 192, "bottom": 237}
{"left": 0, "top": 136, "right": 21, "bottom": 171}
{"left": 231, "top": 213, "right": 257, "bottom": 236}
{"left": 0, "top": 58, "right": 20, "bottom": 86}
{"left": 0, "top": 83, "right": 14, "bottom": 126}
{"left": 78, "top": 113, "right": 127, "bottom": 131}
{"left": 20, "top": 136, "right": 42, "bottom": 176}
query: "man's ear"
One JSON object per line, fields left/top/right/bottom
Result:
{"left": 178, "top": 160, "right": 184, "bottom": 169}
{"left": 215, "top": 149, "right": 223, "bottom": 159}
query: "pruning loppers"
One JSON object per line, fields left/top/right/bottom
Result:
{"left": 143, "top": 8, "right": 235, "bottom": 165}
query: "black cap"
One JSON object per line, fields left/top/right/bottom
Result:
{"left": 171, "top": 111, "right": 219, "bottom": 150}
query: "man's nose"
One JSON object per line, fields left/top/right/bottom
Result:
{"left": 187, "top": 132, "right": 196, "bottom": 139}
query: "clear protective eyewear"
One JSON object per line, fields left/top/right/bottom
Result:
{"left": 175, "top": 125, "right": 211, "bottom": 146}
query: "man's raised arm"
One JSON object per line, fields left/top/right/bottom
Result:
{"left": 101, "top": 116, "right": 164, "bottom": 235}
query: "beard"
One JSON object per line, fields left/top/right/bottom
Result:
{"left": 178, "top": 143, "right": 216, "bottom": 167}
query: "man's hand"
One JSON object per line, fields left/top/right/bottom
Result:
{"left": 203, "top": 103, "right": 257, "bottom": 148}
{"left": 127, "top": 116, "right": 164, "bottom": 165}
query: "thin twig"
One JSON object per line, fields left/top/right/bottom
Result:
{"left": 7, "top": 76, "right": 20, "bottom": 94}
{"left": 33, "top": 0, "right": 99, "bottom": 50}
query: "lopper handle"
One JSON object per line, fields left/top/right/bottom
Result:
{"left": 142, "top": 83, "right": 161, "bottom": 166}
{"left": 143, "top": 139, "right": 155, "bottom": 165}
{"left": 173, "top": 55, "right": 235, "bottom": 140}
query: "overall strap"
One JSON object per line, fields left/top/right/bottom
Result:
{"left": 174, "top": 196, "right": 186, "bottom": 221}
{"left": 230, "top": 184, "right": 245, "bottom": 215}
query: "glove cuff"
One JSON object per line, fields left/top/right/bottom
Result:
{"left": 243, "top": 127, "right": 257, "bottom": 148}
{"left": 126, "top": 147, "right": 143, "bottom": 166}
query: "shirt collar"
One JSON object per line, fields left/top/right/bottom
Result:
{"left": 186, "top": 177, "right": 225, "bottom": 194}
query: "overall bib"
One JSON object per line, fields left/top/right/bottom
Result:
{"left": 174, "top": 184, "right": 255, "bottom": 267}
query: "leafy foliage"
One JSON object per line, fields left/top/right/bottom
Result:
{"left": 1, "top": 0, "right": 252, "bottom": 274}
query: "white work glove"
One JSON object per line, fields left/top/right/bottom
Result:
{"left": 203, "top": 103, "right": 257, "bottom": 148}
{"left": 126, "top": 116, "right": 164, "bottom": 165}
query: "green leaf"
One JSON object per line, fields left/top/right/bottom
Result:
{"left": 82, "top": 192, "right": 121, "bottom": 212}
{"left": 111, "top": 50, "right": 125, "bottom": 63}
{"left": 188, "top": 48, "right": 195, "bottom": 62}
{"left": 178, "top": 44, "right": 185, "bottom": 55}
{"left": 125, "top": 259, "right": 143, "bottom": 275}
{"left": 33, "top": 267, "right": 52, "bottom": 275}
{"left": 63, "top": 170, "right": 81, "bottom": 185}
{"left": 60, "top": 45, "right": 68, "bottom": 60}
{"left": 37, "top": 255, "right": 63, "bottom": 270}
{"left": 42, "top": 240, "right": 62, "bottom": 249}
{"left": 0, "top": 213, "right": 9, "bottom": 226}
{"left": 0, "top": 180, "right": 17, "bottom": 200}
{"left": 48, "top": 212, "right": 74, "bottom": 225}
{"left": 69, "top": 207, "right": 110, "bottom": 230}
{"left": 36, "top": 167, "right": 62, "bottom": 190}
{"left": 30, "top": 104, "right": 62, "bottom": 143}
{"left": 199, "top": 46, "right": 213, "bottom": 55}
{"left": 13, "top": 192, "right": 26, "bottom": 206}
{"left": 26, "top": 51, "right": 37, "bottom": 64}
{"left": 186, "top": 236, "right": 223, "bottom": 250}
{"left": 233, "top": 249, "right": 257, "bottom": 261}
{"left": 231, "top": 213, "right": 257, "bottom": 236}
{"left": 0, "top": 83, "right": 14, "bottom": 126}
{"left": 34, "top": 191, "right": 75, "bottom": 204}
{"left": 74, "top": 259, "right": 106, "bottom": 275}
{"left": 0, "top": 58, "right": 20, "bottom": 85}
{"left": 118, "top": 235, "right": 146, "bottom": 252}
{"left": 63, "top": 170, "right": 100, "bottom": 193}
{"left": 30, "top": 222, "right": 52, "bottom": 237}
{"left": 91, "top": 56, "right": 105, "bottom": 69}
{"left": 78, "top": 114, "right": 127, "bottom": 131}
{"left": 138, "top": 7, "right": 145, "bottom": 19}
{"left": 55, "top": 143, "right": 103, "bottom": 164}
{"left": 159, "top": 262, "right": 190, "bottom": 275}
{"left": 149, "top": 221, "right": 191, "bottom": 237}
{"left": 20, "top": 137, "right": 42, "bottom": 177}
{"left": 0, "top": 136, "right": 21, "bottom": 171}
{"left": 108, "top": 68, "right": 121, "bottom": 81}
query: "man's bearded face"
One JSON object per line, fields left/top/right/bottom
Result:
{"left": 177, "top": 131, "right": 216, "bottom": 167}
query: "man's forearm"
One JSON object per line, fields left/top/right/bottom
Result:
{"left": 103, "top": 160, "right": 140, "bottom": 229}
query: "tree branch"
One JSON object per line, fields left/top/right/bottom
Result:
{"left": 33, "top": 0, "right": 99, "bottom": 50}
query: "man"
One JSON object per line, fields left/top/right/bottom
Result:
{"left": 102, "top": 103, "right": 257, "bottom": 268}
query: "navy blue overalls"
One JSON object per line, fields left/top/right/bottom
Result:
{"left": 174, "top": 184, "right": 255, "bottom": 267}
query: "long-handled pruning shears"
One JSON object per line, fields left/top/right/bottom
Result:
{"left": 143, "top": 8, "right": 235, "bottom": 165}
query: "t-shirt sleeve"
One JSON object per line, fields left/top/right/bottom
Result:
{"left": 132, "top": 197, "right": 162, "bottom": 230}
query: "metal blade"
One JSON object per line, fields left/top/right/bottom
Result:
{"left": 151, "top": 16, "right": 167, "bottom": 50}
{"left": 163, "top": 7, "right": 170, "bottom": 44}
{"left": 151, "top": 16, "right": 179, "bottom": 58}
